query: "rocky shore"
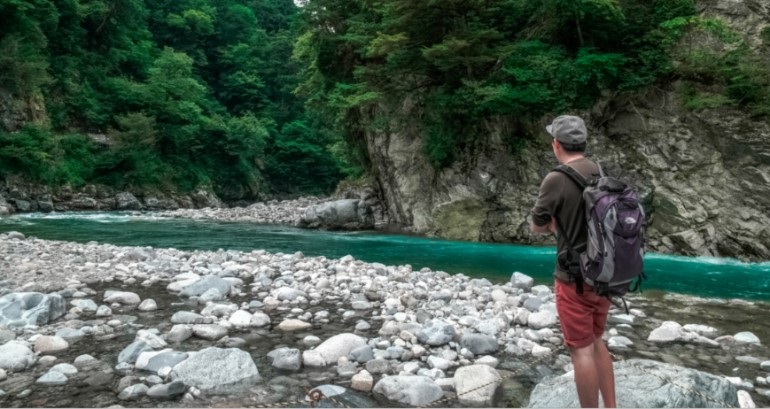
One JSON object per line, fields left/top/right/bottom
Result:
{"left": 1, "top": 231, "right": 768, "bottom": 408}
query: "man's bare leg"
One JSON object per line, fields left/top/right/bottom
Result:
{"left": 570, "top": 339, "right": 617, "bottom": 408}
{"left": 594, "top": 338, "right": 616, "bottom": 407}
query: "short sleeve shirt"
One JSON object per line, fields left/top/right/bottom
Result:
{"left": 531, "top": 157, "right": 601, "bottom": 280}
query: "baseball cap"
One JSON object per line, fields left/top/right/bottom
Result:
{"left": 546, "top": 115, "right": 587, "bottom": 144}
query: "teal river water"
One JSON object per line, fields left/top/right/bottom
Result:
{"left": 1, "top": 212, "right": 769, "bottom": 302}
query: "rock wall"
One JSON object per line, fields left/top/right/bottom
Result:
{"left": 359, "top": 1, "right": 770, "bottom": 261}
{"left": 0, "top": 176, "right": 225, "bottom": 212}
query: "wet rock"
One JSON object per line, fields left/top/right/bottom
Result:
{"left": 349, "top": 345, "right": 374, "bottom": 363}
{"left": 251, "top": 312, "right": 271, "bottom": 327}
{"left": 73, "top": 354, "right": 98, "bottom": 366}
{"left": 648, "top": 321, "right": 689, "bottom": 343}
{"left": 147, "top": 381, "right": 187, "bottom": 400}
{"left": 117, "top": 341, "right": 152, "bottom": 364}
{"left": 116, "top": 192, "right": 142, "bottom": 210}
{"left": 172, "top": 347, "right": 261, "bottom": 394}
{"left": 228, "top": 310, "right": 252, "bottom": 326}
{"left": 96, "top": 305, "right": 112, "bottom": 317}
{"left": 118, "top": 384, "right": 148, "bottom": 401}
{"left": 267, "top": 347, "right": 302, "bottom": 371}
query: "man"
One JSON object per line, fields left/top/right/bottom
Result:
{"left": 530, "top": 115, "right": 616, "bottom": 408}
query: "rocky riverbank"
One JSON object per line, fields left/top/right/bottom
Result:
{"left": 1, "top": 232, "right": 768, "bottom": 408}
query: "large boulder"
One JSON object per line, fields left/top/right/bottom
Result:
{"left": 296, "top": 199, "right": 374, "bottom": 230}
{"left": 373, "top": 375, "right": 443, "bottom": 406}
{"left": 0, "top": 292, "right": 66, "bottom": 327}
{"left": 172, "top": 347, "right": 260, "bottom": 394}
{"left": 528, "top": 359, "right": 739, "bottom": 408}
{"left": 115, "top": 192, "right": 142, "bottom": 210}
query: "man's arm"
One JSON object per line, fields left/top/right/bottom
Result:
{"left": 530, "top": 217, "right": 556, "bottom": 235}
{"left": 530, "top": 172, "right": 561, "bottom": 235}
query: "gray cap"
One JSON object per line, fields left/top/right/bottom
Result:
{"left": 546, "top": 115, "right": 587, "bottom": 144}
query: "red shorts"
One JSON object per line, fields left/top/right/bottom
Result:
{"left": 555, "top": 279, "right": 611, "bottom": 349}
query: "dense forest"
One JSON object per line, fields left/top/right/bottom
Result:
{"left": 1, "top": 0, "right": 769, "bottom": 199}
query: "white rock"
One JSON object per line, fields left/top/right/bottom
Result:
{"left": 738, "top": 390, "right": 756, "bottom": 408}
{"left": 36, "top": 371, "right": 68, "bottom": 385}
{"left": 138, "top": 299, "right": 158, "bottom": 311}
{"left": 35, "top": 336, "right": 69, "bottom": 355}
{"left": 734, "top": 332, "right": 761, "bottom": 345}
{"left": 454, "top": 364, "right": 502, "bottom": 407}
{"left": 277, "top": 319, "right": 312, "bottom": 331}
{"left": 351, "top": 370, "right": 374, "bottom": 392}
{"left": 228, "top": 310, "right": 253, "bottom": 327}
{"left": 302, "top": 350, "right": 326, "bottom": 367}
{"left": 49, "top": 363, "right": 78, "bottom": 376}
{"left": 104, "top": 291, "right": 141, "bottom": 304}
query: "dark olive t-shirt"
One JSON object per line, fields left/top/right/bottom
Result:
{"left": 531, "top": 157, "right": 601, "bottom": 281}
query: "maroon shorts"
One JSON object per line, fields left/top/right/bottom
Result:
{"left": 555, "top": 279, "right": 611, "bottom": 349}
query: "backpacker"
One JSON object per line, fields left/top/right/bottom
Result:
{"left": 553, "top": 162, "right": 646, "bottom": 298}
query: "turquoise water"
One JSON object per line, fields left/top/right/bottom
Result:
{"left": 1, "top": 212, "right": 769, "bottom": 301}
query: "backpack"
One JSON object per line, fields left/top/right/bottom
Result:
{"left": 553, "top": 162, "right": 646, "bottom": 298}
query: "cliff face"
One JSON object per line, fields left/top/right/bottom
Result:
{"left": 361, "top": 1, "right": 770, "bottom": 261}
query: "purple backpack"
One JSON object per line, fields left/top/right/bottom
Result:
{"left": 554, "top": 163, "right": 646, "bottom": 297}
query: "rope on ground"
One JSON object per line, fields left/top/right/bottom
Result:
{"left": 246, "top": 351, "right": 739, "bottom": 408}
{"left": 417, "top": 352, "right": 556, "bottom": 408}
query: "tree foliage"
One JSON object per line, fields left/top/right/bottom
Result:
{"left": 295, "top": 0, "right": 769, "bottom": 170}
{"left": 0, "top": 0, "right": 347, "bottom": 198}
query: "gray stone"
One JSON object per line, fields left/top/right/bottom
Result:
{"left": 192, "top": 324, "right": 228, "bottom": 341}
{"left": 267, "top": 347, "right": 302, "bottom": 371}
{"left": 314, "top": 333, "right": 367, "bottom": 363}
{"left": 166, "top": 325, "right": 193, "bottom": 343}
{"left": 0, "top": 341, "right": 35, "bottom": 372}
{"left": 373, "top": 375, "right": 443, "bottom": 406}
{"left": 527, "top": 311, "right": 557, "bottom": 330}
{"left": 36, "top": 371, "right": 68, "bottom": 385}
{"left": 138, "top": 299, "right": 158, "bottom": 311}
{"left": 523, "top": 297, "right": 543, "bottom": 312}
{"left": 179, "top": 276, "right": 231, "bottom": 297}
{"left": 349, "top": 345, "right": 374, "bottom": 363}
{"left": 144, "top": 351, "right": 188, "bottom": 373}
{"left": 511, "top": 272, "right": 534, "bottom": 291}
{"left": 147, "top": 381, "right": 187, "bottom": 400}
{"left": 296, "top": 199, "right": 374, "bottom": 230}
{"left": 0, "top": 329, "right": 14, "bottom": 343}
{"left": 118, "top": 384, "right": 149, "bottom": 401}
{"left": 761, "top": 361, "right": 770, "bottom": 371}
{"left": 461, "top": 333, "right": 498, "bottom": 355}
{"left": 272, "top": 287, "right": 307, "bottom": 301}
{"left": 116, "top": 192, "right": 142, "bottom": 210}
{"left": 50, "top": 363, "right": 78, "bottom": 376}
{"left": 70, "top": 299, "right": 98, "bottom": 312}
{"left": 73, "top": 354, "right": 99, "bottom": 366}
{"left": 170, "top": 311, "right": 208, "bottom": 325}
{"left": 734, "top": 332, "right": 761, "bottom": 344}
{"left": 648, "top": 321, "right": 689, "bottom": 343}
{"left": 95, "top": 305, "right": 112, "bottom": 317}
{"left": 172, "top": 347, "right": 260, "bottom": 394}
{"left": 117, "top": 341, "right": 152, "bottom": 364}
{"left": 454, "top": 364, "right": 502, "bottom": 407}
{"left": 103, "top": 291, "right": 141, "bottom": 304}
{"left": 417, "top": 319, "right": 456, "bottom": 346}
{"left": 528, "top": 359, "right": 739, "bottom": 408}
{"left": 251, "top": 312, "right": 271, "bottom": 327}
{"left": 34, "top": 335, "right": 69, "bottom": 355}
{"left": 55, "top": 327, "right": 85, "bottom": 343}
{"left": 365, "top": 358, "right": 391, "bottom": 375}
{"left": 198, "top": 288, "right": 225, "bottom": 303}
{"left": 0, "top": 292, "right": 66, "bottom": 326}
{"left": 302, "top": 350, "right": 326, "bottom": 367}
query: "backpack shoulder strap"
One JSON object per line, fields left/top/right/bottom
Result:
{"left": 553, "top": 164, "right": 588, "bottom": 190}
